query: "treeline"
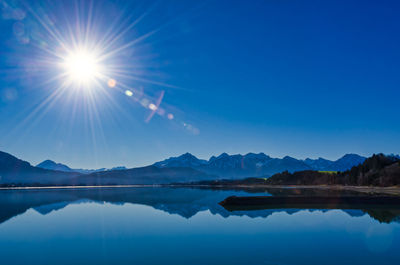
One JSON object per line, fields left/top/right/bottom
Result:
{"left": 266, "top": 154, "right": 400, "bottom": 187}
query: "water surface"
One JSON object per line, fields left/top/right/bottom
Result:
{"left": 0, "top": 187, "right": 399, "bottom": 265}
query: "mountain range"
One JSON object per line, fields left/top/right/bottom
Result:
{"left": 0, "top": 151, "right": 214, "bottom": 185}
{"left": 36, "top": 160, "right": 127, "bottom": 174}
{"left": 208, "top": 154, "right": 400, "bottom": 187}
{"left": 0, "top": 150, "right": 372, "bottom": 185}
{"left": 0, "top": 151, "right": 79, "bottom": 185}
{"left": 153, "top": 152, "right": 366, "bottom": 178}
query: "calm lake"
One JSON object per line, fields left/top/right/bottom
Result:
{"left": 0, "top": 187, "right": 399, "bottom": 265}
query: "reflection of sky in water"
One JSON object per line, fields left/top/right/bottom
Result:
{"left": 0, "top": 188, "right": 399, "bottom": 265}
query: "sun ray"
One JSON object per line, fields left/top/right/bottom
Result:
{"left": 1, "top": 0, "right": 204, "bottom": 152}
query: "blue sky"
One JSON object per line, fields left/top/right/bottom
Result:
{"left": 0, "top": 0, "right": 399, "bottom": 168}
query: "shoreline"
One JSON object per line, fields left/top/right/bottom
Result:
{"left": 180, "top": 184, "right": 400, "bottom": 196}
{"left": 0, "top": 184, "right": 399, "bottom": 195}
{"left": 0, "top": 184, "right": 161, "bottom": 190}
{"left": 214, "top": 184, "right": 400, "bottom": 196}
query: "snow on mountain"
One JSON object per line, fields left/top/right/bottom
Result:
{"left": 153, "top": 152, "right": 367, "bottom": 178}
{"left": 153, "top": 153, "right": 208, "bottom": 168}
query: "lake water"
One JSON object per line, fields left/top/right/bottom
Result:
{"left": 0, "top": 187, "right": 399, "bottom": 265}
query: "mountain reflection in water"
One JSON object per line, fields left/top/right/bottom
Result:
{"left": 0, "top": 187, "right": 399, "bottom": 224}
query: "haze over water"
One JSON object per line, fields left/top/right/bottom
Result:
{"left": 0, "top": 187, "right": 399, "bottom": 265}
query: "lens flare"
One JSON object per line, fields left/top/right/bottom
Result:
{"left": 108, "top": 79, "right": 117, "bottom": 88}
{"left": 148, "top": 103, "right": 157, "bottom": 111}
{"left": 4, "top": 0, "right": 201, "bottom": 142}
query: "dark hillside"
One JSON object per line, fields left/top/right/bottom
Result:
{"left": 264, "top": 154, "right": 400, "bottom": 187}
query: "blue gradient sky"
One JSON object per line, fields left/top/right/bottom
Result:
{"left": 0, "top": 0, "right": 399, "bottom": 168}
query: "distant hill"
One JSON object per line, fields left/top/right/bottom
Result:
{"left": 1, "top": 151, "right": 215, "bottom": 185}
{"left": 264, "top": 154, "right": 400, "bottom": 186}
{"left": 36, "top": 159, "right": 127, "bottom": 174}
{"left": 0, "top": 151, "right": 79, "bottom": 185}
{"left": 36, "top": 160, "right": 73, "bottom": 172}
{"left": 303, "top": 154, "right": 366, "bottom": 171}
{"left": 330, "top": 154, "right": 367, "bottom": 171}
{"left": 153, "top": 152, "right": 367, "bottom": 178}
{"left": 341, "top": 154, "right": 400, "bottom": 186}
{"left": 74, "top": 166, "right": 217, "bottom": 185}
{"left": 192, "top": 154, "right": 400, "bottom": 187}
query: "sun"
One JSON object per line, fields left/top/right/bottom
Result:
{"left": 62, "top": 50, "right": 102, "bottom": 86}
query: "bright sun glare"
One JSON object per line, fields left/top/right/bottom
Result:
{"left": 63, "top": 50, "right": 101, "bottom": 85}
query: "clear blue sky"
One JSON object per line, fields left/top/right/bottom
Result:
{"left": 0, "top": 0, "right": 399, "bottom": 168}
